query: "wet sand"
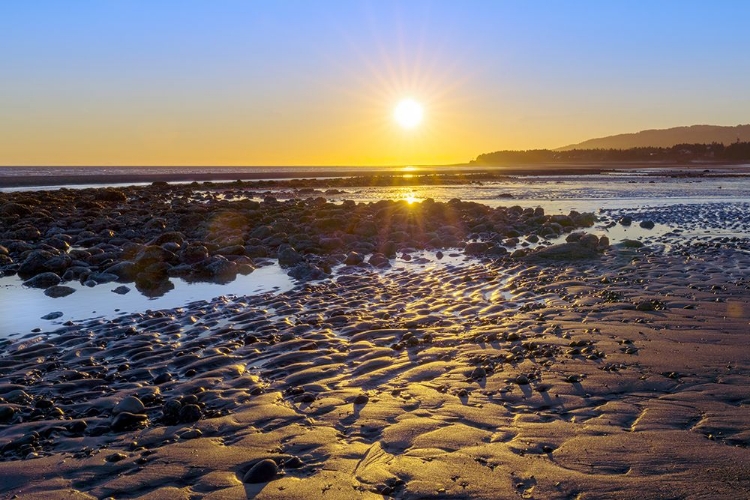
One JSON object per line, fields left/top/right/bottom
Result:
{"left": 1, "top": 183, "right": 750, "bottom": 498}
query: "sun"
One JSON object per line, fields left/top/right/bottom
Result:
{"left": 394, "top": 98, "right": 424, "bottom": 129}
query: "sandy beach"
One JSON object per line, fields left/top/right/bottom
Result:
{"left": 1, "top": 179, "right": 749, "bottom": 498}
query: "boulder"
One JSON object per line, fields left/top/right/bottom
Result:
{"left": 277, "top": 245, "right": 303, "bottom": 268}
{"left": 344, "top": 251, "right": 364, "bottom": 265}
{"left": 524, "top": 242, "right": 599, "bottom": 261}
{"left": 24, "top": 272, "right": 62, "bottom": 289}
{"left": 464, "top": 242, "right": 492, "bottom": 255}
{"left": 44, "top": 285, "right": 76, "bottom": 298}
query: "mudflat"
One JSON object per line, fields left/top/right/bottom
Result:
{"left": 0, "top": 181, "right": 749, "bottom": 499}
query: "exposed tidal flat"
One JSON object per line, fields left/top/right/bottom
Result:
{"left": 1, "top": 170, "right": 750, "bottom": 498}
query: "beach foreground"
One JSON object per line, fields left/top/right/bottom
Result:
{"left": 1, "top": 184, "right": 749, "bottom": 498}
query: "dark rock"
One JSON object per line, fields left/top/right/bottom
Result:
{"left": 180, "top": 245, "right": 210, "bottom": 264}
{"left": 179, "top": 428, "right": 202, "bottom": 440}
{"left": 135, "top": 245, "right": 177, "bottom": 268}
{"left": 319, "top": 237, "right": 344, "bottom": 251}
{"left": 62, "top": 265, "right": 92, "bottom": 281}
{"left": 619, "top": 216, "right": 633, "bottom": 226}
{"left": 204, "top": 256, "right": 237, "bottom": 281}
{"left": 579, "top": 234, "right": 600, "bottom": 249}
{"left": 216, "top": 244, "right": 246, "bottom": 256}
{"left": 44, "top": 285, "right": 76, "bottom": 298}
{"left": 114, "top": 396, "right": 146, "bottom": 415}
{"left": 243, "top": 459, "right": 278, "bottom": 483}
{"left": 249, "top": 225, "right": 273, "bottom": 240}
{"left": 93, "top": 189, "right": 127, "bottom": 203}
{"left": 470, "top": 367, "right": 487, "bottom": 380}
{"left": 105, "top": 261, "right": 138, "bottom": 280}
{"left": 344, "top": 251, "right": 364, "bottom": 265}
{"left": 89, "top": 272, "right": 119, "bottom": 284}
{"left": 149, "top": 231, "right": 185, "bottom": 246}
{"left": 618, "top": 239, "right": 644, "bottom": 248}
{"left": 639, "top": 220, "right": 655, "bottom": 229}
{"left": 244, "top": 245, "right": 268, "bottom": 258}
{"left": 524, "top": 242, "right": 599, "bottom": 261}
{"left": 111, "top": 411, "right": 148, "bottom": 432}
{"left": 1, "top": 432, "right": 38, "bottom": 454}
{"left": 153, "top": 372, "right": 172, "bottom": 384}
{"left": 18, "top": 250, "right": 55, "bottom": 279}
{"left": 353, "top": 394, "right": 369, "bottom": 405}
{"left": 550, "top": 215, "right": 574, "bottom": 227}
{"left": 464, "top": 242, "right": 491, "bottom": 255}
{"left": 24, "top": 272, "right": 62, "bottom": 288}
{"left": 277, "top": 245, "right": 303, "bottom": 268}
{"left": 368, "top": 253, "right": 390, "bottom": 268}
{"left": 105, "top": 452, "right": 127, "bottom": 463}
{"left": 65, "top": 420, "right": 87, "bottom": 434}
{"left": 288, "top": 262, "right": 329, "bottom": 281}
{"left": 161, "top": 399, "right": 183, "bottom": 424}
{"left": 41, "top": 311, "right": 64, "bottom": 320}
{"left": 284, "top": 456, "right": 304, "bottom": 469}
{"left": 112, "top": 285, "right": 131, "bottom": 295}
{"left": 0, "top": 202, "right": 32, "bottom": 216}
{"left": 0, "top": 405, "right": 15, "bottom": 423}
{"left": 179, "top": 404, "right": 202, "bottom": 423}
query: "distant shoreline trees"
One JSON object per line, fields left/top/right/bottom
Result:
{"left": 473, "top": 142, "right": 750, "bottom": 164}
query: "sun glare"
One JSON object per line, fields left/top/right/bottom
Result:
{"left": 394, "top": 98, "right": 424, "bottom": 129}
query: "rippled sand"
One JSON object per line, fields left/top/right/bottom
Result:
{"left": 1, "top": 237, "right": 749, "bottom": 498}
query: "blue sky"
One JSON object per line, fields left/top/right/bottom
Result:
{"left": 1, "top": 1, "right": 749, "bottom": 165}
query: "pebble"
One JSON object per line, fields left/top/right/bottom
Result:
{"left": 179, "top": 428, "right": 202, "bottom": 440}
{"left": 0, "top": 405, "right": 15, "bottom": 423}
{"left": 470, "top": 366, "right": 487, "bottom": 380}
{"left": 111, "top": 412, "right": 148, "bottom": 432}
{"left": 179, "top": 404, "right": 202, "bottom": 423}
{"left": 105, "top": 452, "right": 128, "bottom": 463}
{"left": 353, "top": 394, "right": 369, "bottom": 405}
{"left": 113, "top": 396, "right": 146, "bottom": 415}
{"left": 243, "top": 459, "right": 278, "bottom": 483}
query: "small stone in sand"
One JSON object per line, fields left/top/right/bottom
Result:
{"left": 0, "top": 405, "right": 15, "bottom": 423}
{"left": 180, "top": 429, "right": 202, "bottom": 440}
{"left": 179, "top": 404, "right": 202, "bottom": 423}
{"left": 243, "top": 459, "right": 278, "bottom": 483}
{"left": 111, "top": 412, "right": 148, "bottom": 432}
{"left": 114, "top": 396, "right": 145, "bottom": 415}
{"left": 470, "top": 367, "right": 487, "bottom": 380}
{"left": 105, "top": 452, "right": 128, "bottom": 463}
{"left": 354, "top": 394, "right": 369, "bottom": 405}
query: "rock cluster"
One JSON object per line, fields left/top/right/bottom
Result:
{"left": 0, "top": 184, "right": 599, "bottom": 296}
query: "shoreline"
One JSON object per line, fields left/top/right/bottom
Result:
{"left": 1, "top": 161, "right": 749, "bottom": 188}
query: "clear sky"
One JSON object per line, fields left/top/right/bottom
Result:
{"left": 2, "top": 1, "right": 749, "bottom": 167}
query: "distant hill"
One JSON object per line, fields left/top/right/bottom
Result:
{"left": 557, "top": 124, "right": 750, "bottom": 150}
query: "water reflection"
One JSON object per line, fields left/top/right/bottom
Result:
{"left": 0, "top": 265, "right": 295, "bottom": 337}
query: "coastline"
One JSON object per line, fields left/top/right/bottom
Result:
{"left": 1, "top": 161, "right": 749, "bottom": 188}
